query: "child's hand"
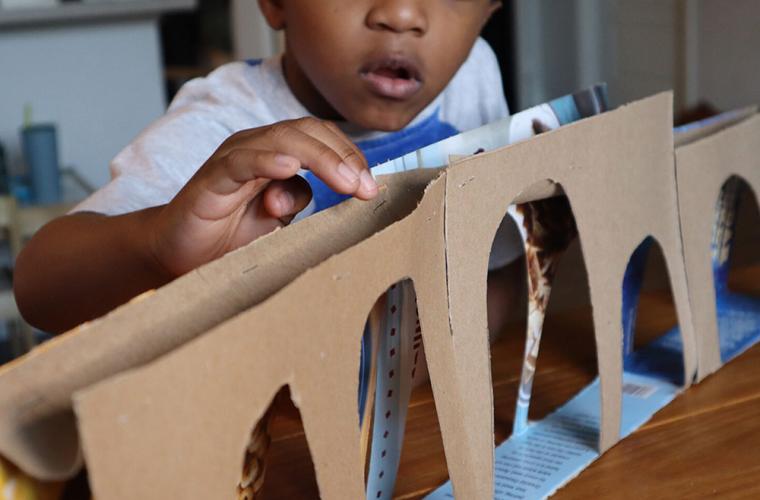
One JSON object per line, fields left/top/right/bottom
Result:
{"left": 148, "top": 117, "right": 378, "bottom": 277}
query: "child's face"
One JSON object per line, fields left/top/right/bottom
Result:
{"left": 260, "top": 0, "right": 500, "bottom": 131}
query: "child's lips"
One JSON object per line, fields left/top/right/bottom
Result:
{"left": 359, "top": 57, "right": 423, "bottom": 100}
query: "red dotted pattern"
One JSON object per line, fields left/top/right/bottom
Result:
{"left": 373, "top": 285, "right": 423, "bottom": 499}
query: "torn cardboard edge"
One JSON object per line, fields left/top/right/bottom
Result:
{"left": 1, "top": 93, "right": 758, "bottom": 500}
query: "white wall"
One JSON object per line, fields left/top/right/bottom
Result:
{"left": 514, "top": 0, "right": 760, "bottom": 114}
{"left": 512, "top": 0, "right": 615, "bottom": 110}
{"left": 0, "top": 19, "right": 166, "bottom": 190}
{"left": 231, "top": 0, "right": 282, "bottom": 61}
{"left": 697, "top": 0, "right": 760, "bottom": 111}
{"left": 607, "top": 0, "right": 681, "bottom": 107}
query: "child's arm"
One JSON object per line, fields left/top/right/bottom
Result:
{"left": 14, "top": 118, "right": 377, "bottom": 334}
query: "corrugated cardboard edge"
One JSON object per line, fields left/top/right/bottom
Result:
{"left": 675, "top": 112, "right": 760, "bottom": 381}
{"left": 0, "top": 168, "right": 441, "bottom": 480}
{"left": 73, "top": 173, "right": 462, "bottom": 499}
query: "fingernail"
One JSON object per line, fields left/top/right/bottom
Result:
{"left": 278, "top": 191, "right": 295, "bottom": 214}
{"left": 275, "top": 154, "right": 299, "bottom": 169}
{"left": 359, "top": 170, "right": 378, "bottom": 195}
{"left": 337, "top": 162, "right": 359, "bottom": 185}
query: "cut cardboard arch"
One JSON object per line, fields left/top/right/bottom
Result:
{"left": 244, "top": 386, "right": 320, "bottom": 499}
{"left": 713, "top": 174, "right": 756, "bottom": 288}
{"left": 0, "top": 169, "right": 440, "bottom": 481}
{"left": 8, "top": 93, "right": 760, "bottom": 499}
{"left": 73, "top": 174, "right": 491, "bottom": 499}
{"left": 363, "top": 278, "right": 429, "bottom": 500}
{"left": 711, "top": 175, "right": 760, "bottom": 363}
{"left": 444, "top": 93, "right": 696, "bottom": 459}
{"left": 721, "top": 175, "right": 760, "bottom": 290}
{"left": 490, "top": 180, "right": 585, "bottom": 438}
{"left": 675, "top": 114, "right": 760, "bottom": 380}
{"left": 620, "top": 236, "right": 685, "bottom": 384}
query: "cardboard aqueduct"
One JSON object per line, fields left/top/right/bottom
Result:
{"left": 0, "top": 92, "right": 759, "bottom": 499}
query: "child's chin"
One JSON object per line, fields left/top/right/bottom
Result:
{"left": 352, "top": 108, "right": 418, "bottom": 132}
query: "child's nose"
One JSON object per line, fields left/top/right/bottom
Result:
{"left": 366, "top": 0, "right": 428, "bottom": 36}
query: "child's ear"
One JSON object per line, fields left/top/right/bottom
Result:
{"left": 478, "top": 0, "right": 501, "bottom": 30}
{"left": 487, "top": 0, "right": 502, "bottom": 18}
{"left": 258, "top": 0, "right": 286, "bottom": 30}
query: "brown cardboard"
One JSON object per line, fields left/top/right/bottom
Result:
{"left": 75, "top": 173, "right": 455, "bottom": 499}
{"left": 0, "top": 168, "right": 441, "bottom": 481}
{"left": 674, "top": 106, "right": 757, "bottom": 147}
{"left": 675, "top": 112, "right": 760, "bottom": 380}
{"left": 67, "top": 93, "right": 700, "bottom": 499}
{"left": 445, "top": 92, "right": 697, "bottom": 458}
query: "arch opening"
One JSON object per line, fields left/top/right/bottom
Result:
{"left": 478, "top": 185, "right": 602, "bottom": 499}
{"left": 712, "top": 176, "right": 760, "bottom": 363}
{"left": 246, "top": 385, "right": 319, "bottom": 499}
{"left": 360, "top": 279, "right": 450, "bottom": 500}
{"left": 621, "top": 237, "right": 685, "bottom": 386}
{"left": 619, "top": 237, "right": 686, "bottom": 439}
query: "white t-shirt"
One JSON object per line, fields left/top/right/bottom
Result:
{"left": 74, "top": 37, "right": 522, "bottom": 267}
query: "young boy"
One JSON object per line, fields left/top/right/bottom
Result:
{"left": 14, "top": 0, "right": 515, "bottom": 336}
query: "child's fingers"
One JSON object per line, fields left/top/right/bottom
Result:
{"left": 203, "top": 149, "right": 302, "bottom": 196}
{"left": 306, "top": 120, "right": 379, "bottom": 200}
{"left": 262, "top": 121, "right": 378, "bottom": 200}
{"left": 291, "top": 118, "right": 377, "bottom": 199}
{"left": 183, "top": 149, "right": 300, "bottom": 222}
{"left": 261, "top": 176, "right": 313, "bottom": 220}
{"left": 289, "top": 119, "right": 368, "bottom": 172}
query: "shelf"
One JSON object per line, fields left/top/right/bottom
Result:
{"left": 0, "top": 0, "right": 196, "bottom": 29}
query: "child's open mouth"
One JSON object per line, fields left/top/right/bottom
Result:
{"left": 360, "top": 57, "right": 423, "bottom": 100}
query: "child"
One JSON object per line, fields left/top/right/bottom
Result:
{"left": 14, "top": 0, "right": 517, "bottom": 335}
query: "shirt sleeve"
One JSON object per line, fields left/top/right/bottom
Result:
{"left": 440, "top": 37, "right": 510, "bottom": 132}
{"left": 71, "top": 68, "right": 246, "bottom": 216}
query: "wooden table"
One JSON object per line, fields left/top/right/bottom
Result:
{"left": 260, "top": 266, "right": 760, "bottom": 499}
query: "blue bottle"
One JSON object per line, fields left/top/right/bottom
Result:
{"left": 21, "top": 124, "right": 61, "bottom": 205}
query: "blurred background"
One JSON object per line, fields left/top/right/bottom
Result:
{"left": 0, "top": 0, "right": 758, "bottom": 360}
{"left": 0, "top": 0, "right": 760, "bottom": 200}
{"left": 2, "top": 0, "right": 759, "bottom": 202}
